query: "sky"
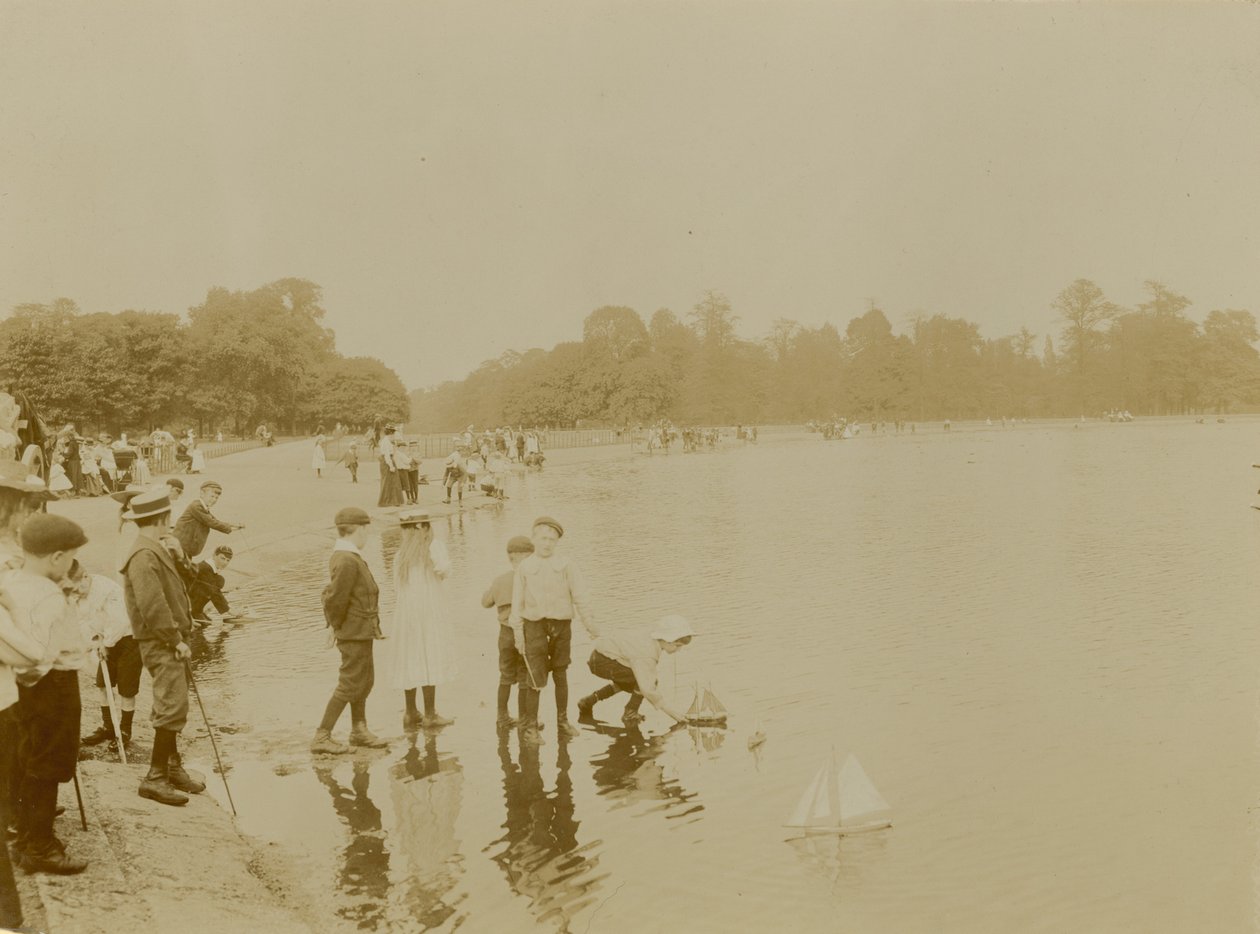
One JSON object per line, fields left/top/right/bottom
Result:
{"left": 2, "top": 1, "right": 1258, "bottom": 391}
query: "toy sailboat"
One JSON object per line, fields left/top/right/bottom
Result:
{"left": 685, "top": 683, "right": 728, "bottom": 725}
{"left": 784, "top": 751, "right": 892, "bottom": 836}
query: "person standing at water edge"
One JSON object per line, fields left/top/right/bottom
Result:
{"left": 173, "top": 480, "right": 243, "bottom": 560}
{"left": 482, "top": 535, "right": 534, "bottom": 729}
{"left": 384, "top": 510, "right": 456, "bottom": 730}
{"left": 509, "top": 516, "right": 598, "bottom": 745}
{"left": 121, "top": 489, "right": 206, "bottom": 807}
{"left": 72, "top": 560, "right": 141, "bottom": 748}
{"left": 377, "top": 426, "right": 404, "bottom": 508}
{"left": 578, "top": 615, "right": 693, "bottom": 724}
{"left": 312, "top": 507, "right": 388, "bottom": 754}
{"left": 7, "top": 513, "right": 89, "bottom": 874}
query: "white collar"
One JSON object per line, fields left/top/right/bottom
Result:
{"left": 333, "top": 538, "right": 363, "bottom": 556}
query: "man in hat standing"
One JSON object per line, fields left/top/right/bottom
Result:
{"left": 121, "top": 489, "right": 206, "bottom": 807}
{"left": 312, "top": 507, "right": 388, "bottom": 754}
{"left": 173, "top": 480, "right": 243, "bottom": 560}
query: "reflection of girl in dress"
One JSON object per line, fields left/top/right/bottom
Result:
{"left": 386, "top": 510, "right": 457, "bottom": 729}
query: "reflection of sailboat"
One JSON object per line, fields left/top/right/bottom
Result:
{"left": 784, "top": 751, "right": 892, "bottom": 836}
{"left": 687, "top": 725, "right": 726, "bottom": 753}
{"left": 685, "top": 683, "right": 728, "bottom": 725}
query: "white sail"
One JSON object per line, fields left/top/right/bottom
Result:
{"left": 686, "top": 684, "right": 705, "bottom": 719}
{"left": 785, "top": 752, "right": 891, "bottom": 834}
{"left": 837, "top": 755, "right": 891, "bottom": 827}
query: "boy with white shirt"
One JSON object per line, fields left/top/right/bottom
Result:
{"left": 70, "top": 561, "right": 140, "bottom": 748}
{"left": 509, "top": 516, "right": 599, "bottom": 745}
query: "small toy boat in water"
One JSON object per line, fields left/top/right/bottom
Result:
{"left": 784, "top": 751, "right": 892, "bottom": 836}
{"left": 685, "top": 683, "right": 728, "bottom": 726}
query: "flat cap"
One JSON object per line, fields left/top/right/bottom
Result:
{"left": 532, "top": 516, "right": 564, "bottom": 537}
{"left": 200, "top": 480, "right": 222, "bottom": 492}
{"left": 19, "top": 513, "right": 88, "bottom": 556}
{"left": 506, "top": 535, "right": 535, "bottom": 554}
{"left": 334, "top": 507, "right": 371, "bottom": 527}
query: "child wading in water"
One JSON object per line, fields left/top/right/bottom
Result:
{"left": 509, "top": 516, "right": 598, "bottom": 745}
{"left": 384, "top": 510, "right": 457, "bottom": 730}
{"left": 481, "top": 535, "right": 534, "bottom": 730}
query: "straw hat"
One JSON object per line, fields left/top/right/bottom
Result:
{"left": 109, "top": 483, "right": 148, "bottom": 505}
{"left": 399, "top": 509, "right": 431, "bottom": 527}
{"left": 122, "top": 489, "right": 172, "bottom": 521}
{"left": 0, "top": 459, "right": 53, "bottom": 499}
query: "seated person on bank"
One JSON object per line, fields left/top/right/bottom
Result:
{"left": 188, "top": 545, "right": 244, "bottom": 624}
{"left": 577, "top": 615, "right": 694, "bottom": 724}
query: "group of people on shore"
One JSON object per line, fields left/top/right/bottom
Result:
{"left": 0, "top": 465, "right": 255, "bottom": 906}
{"left": 50, "top": 425, "right": 232, "bottom": 499}
{"left": 313, "top": 508, "right": 697, "bottom": 758}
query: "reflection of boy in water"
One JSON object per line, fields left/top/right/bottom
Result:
{"left": 588, "top": 721, "right": 696, "bottom": 810}
{"left": 491, "top": 738, "right": 593, "bottom": 924}
{"left": 313, "top": 760, "right": 391, "bottom": 921}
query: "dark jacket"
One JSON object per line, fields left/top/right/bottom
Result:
{"left": 321, "top": 547, "right": 380, "bottom": 642}
{"left": 122, "top": 536, "right": 194, "bottom": 647}
{"left": 174, "top": 499, "right": 233, "bottom": 558}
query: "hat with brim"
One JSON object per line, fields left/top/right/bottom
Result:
{"left": 334, "top": 507, "right": 371, "bottom": 527}
{"left": 122, "top": 490, "right": 172, "bottom": 521}
{"left": 109, "top": 483, "right": 148, "bottom": 505}
{"left": 650, "top": 614, "right": 695, "bottom": 643}
{"left": 0, "top": 459, "right": 54, "bottom": 499}
{"left": 399, "top": 509, "right": 431, "bottom": 527}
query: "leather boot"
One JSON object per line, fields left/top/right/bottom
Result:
{"left": 139, "top": 768, "right": 188, "bottom": 807}
{"left": 120, "top": 709, "right": 134, "bottom": 744}
{"left": 310, "top": 729, "right": 349, "bottom": 755}
{"left": 81, "top": 707, "right": 114, "bottom": 745}
{"left": 20, "top": 844, "right": 87, "bottom": 875}
{"left": 168, "top": 753, "right": 205, "bottom": 794}
{"left": 348, "top": 723, "right": 388, "bottom": 748}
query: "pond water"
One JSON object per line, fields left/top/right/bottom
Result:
{"left": 186, "top": 420, "right": 1260, "bottom": 933}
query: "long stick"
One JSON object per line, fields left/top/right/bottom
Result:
{"left": 99, "top": 647, "right": 127, "bottom": 765}
{"left": 184, "top": 660, "right": 237, "bottom": 817}
{"left": 71, "top": 769, "right": 87, "bottom": 830}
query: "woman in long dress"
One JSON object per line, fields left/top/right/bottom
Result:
{"left": 377, "top": 426, "right": 404, "bottom": 507}
{"left": 385, "top": 510, "right": 456, "bottom": 729}
{"left": 312, "top": 428, "right": 327, "bottom": 478}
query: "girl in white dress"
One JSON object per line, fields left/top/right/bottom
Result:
{"left": 386, "top": 510, "right": 457, "bottom": 729}
{"left": 311, "top": 428, "right": 327, "bottom": 478}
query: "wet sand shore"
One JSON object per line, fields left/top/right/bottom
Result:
{"left": 24, "top": 438, "right": 636, "bottom": 933}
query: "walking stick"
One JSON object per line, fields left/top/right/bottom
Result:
{"left": 99, "top": 647, "right": 127, "bottom": 765}
{"left": 71, "top": 769, "right": 87, "bottom": 830}
{"left": 183, "top": 660, "right": 237, "bottom": 817}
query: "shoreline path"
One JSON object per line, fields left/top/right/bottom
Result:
{"left": 22, "top": 437, "right": 638, "bottom": 934}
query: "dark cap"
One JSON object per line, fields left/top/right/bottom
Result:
{"left": 507, "top": 535, "right": 535, "bottom": 554}
{"left": 334, "top": 507, "right": 371, "bottom": 527}
{"left": 200, "top": 480, "right": 222, "bottom": 493}
{"left": 532, "top": 516, "right": 564, "bottom": 537}
{"left": 213, "top": 545, "right": 234, "bottom": 558}
{"left": 19, "top": 513, "right": 88, "bottom": 556}
{"left": 165, "top": 478, "right": 185, "bottom": 491}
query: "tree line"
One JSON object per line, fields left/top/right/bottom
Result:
{"left": 0, "top": 278, "right": 409, "bottom": 436}
{"left": 410, "top": 280, "right": 1260, "bottom": 430}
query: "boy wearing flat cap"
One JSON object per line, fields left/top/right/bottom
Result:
{"left": 173, "top": 480, "right": 243, "bottom": 560}
{"left": 312, "top": 507, "right": 388, "bottom": 754}
{"left": 121, "top": 489, "right": 206, "bottom": 808}
{"left": 509, "top": 516, "right": 598, "bottom": 744}
{"left": 481, "top": 535, "right": 534, "bottom": 729}
{"left": 6, "top": 513, "right": 89, "bottom": 874}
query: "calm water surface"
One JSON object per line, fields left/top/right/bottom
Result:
{"left": 187, "top": 421, "right": 1260, "bottom": 933}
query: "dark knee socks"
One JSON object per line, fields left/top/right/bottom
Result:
{"left": 497, "top": 684, "right": 512, "bottom": 715}
{"left": 422, "top": 686, "right": 436, "bottom": 716}
{"left": 150, "top": 728, "right": 176, "bottom": 772}
{"left": 349, "top": 699, "right": 366, "bottom": 723}
{"left": 521, "top": 688, "right": 540, "bottom": 726}
{"left": 404, "top": 689, "right": 419, "bottom": 715}
{"left": 553, "top": 670, "right": 569, "bottom": 715}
